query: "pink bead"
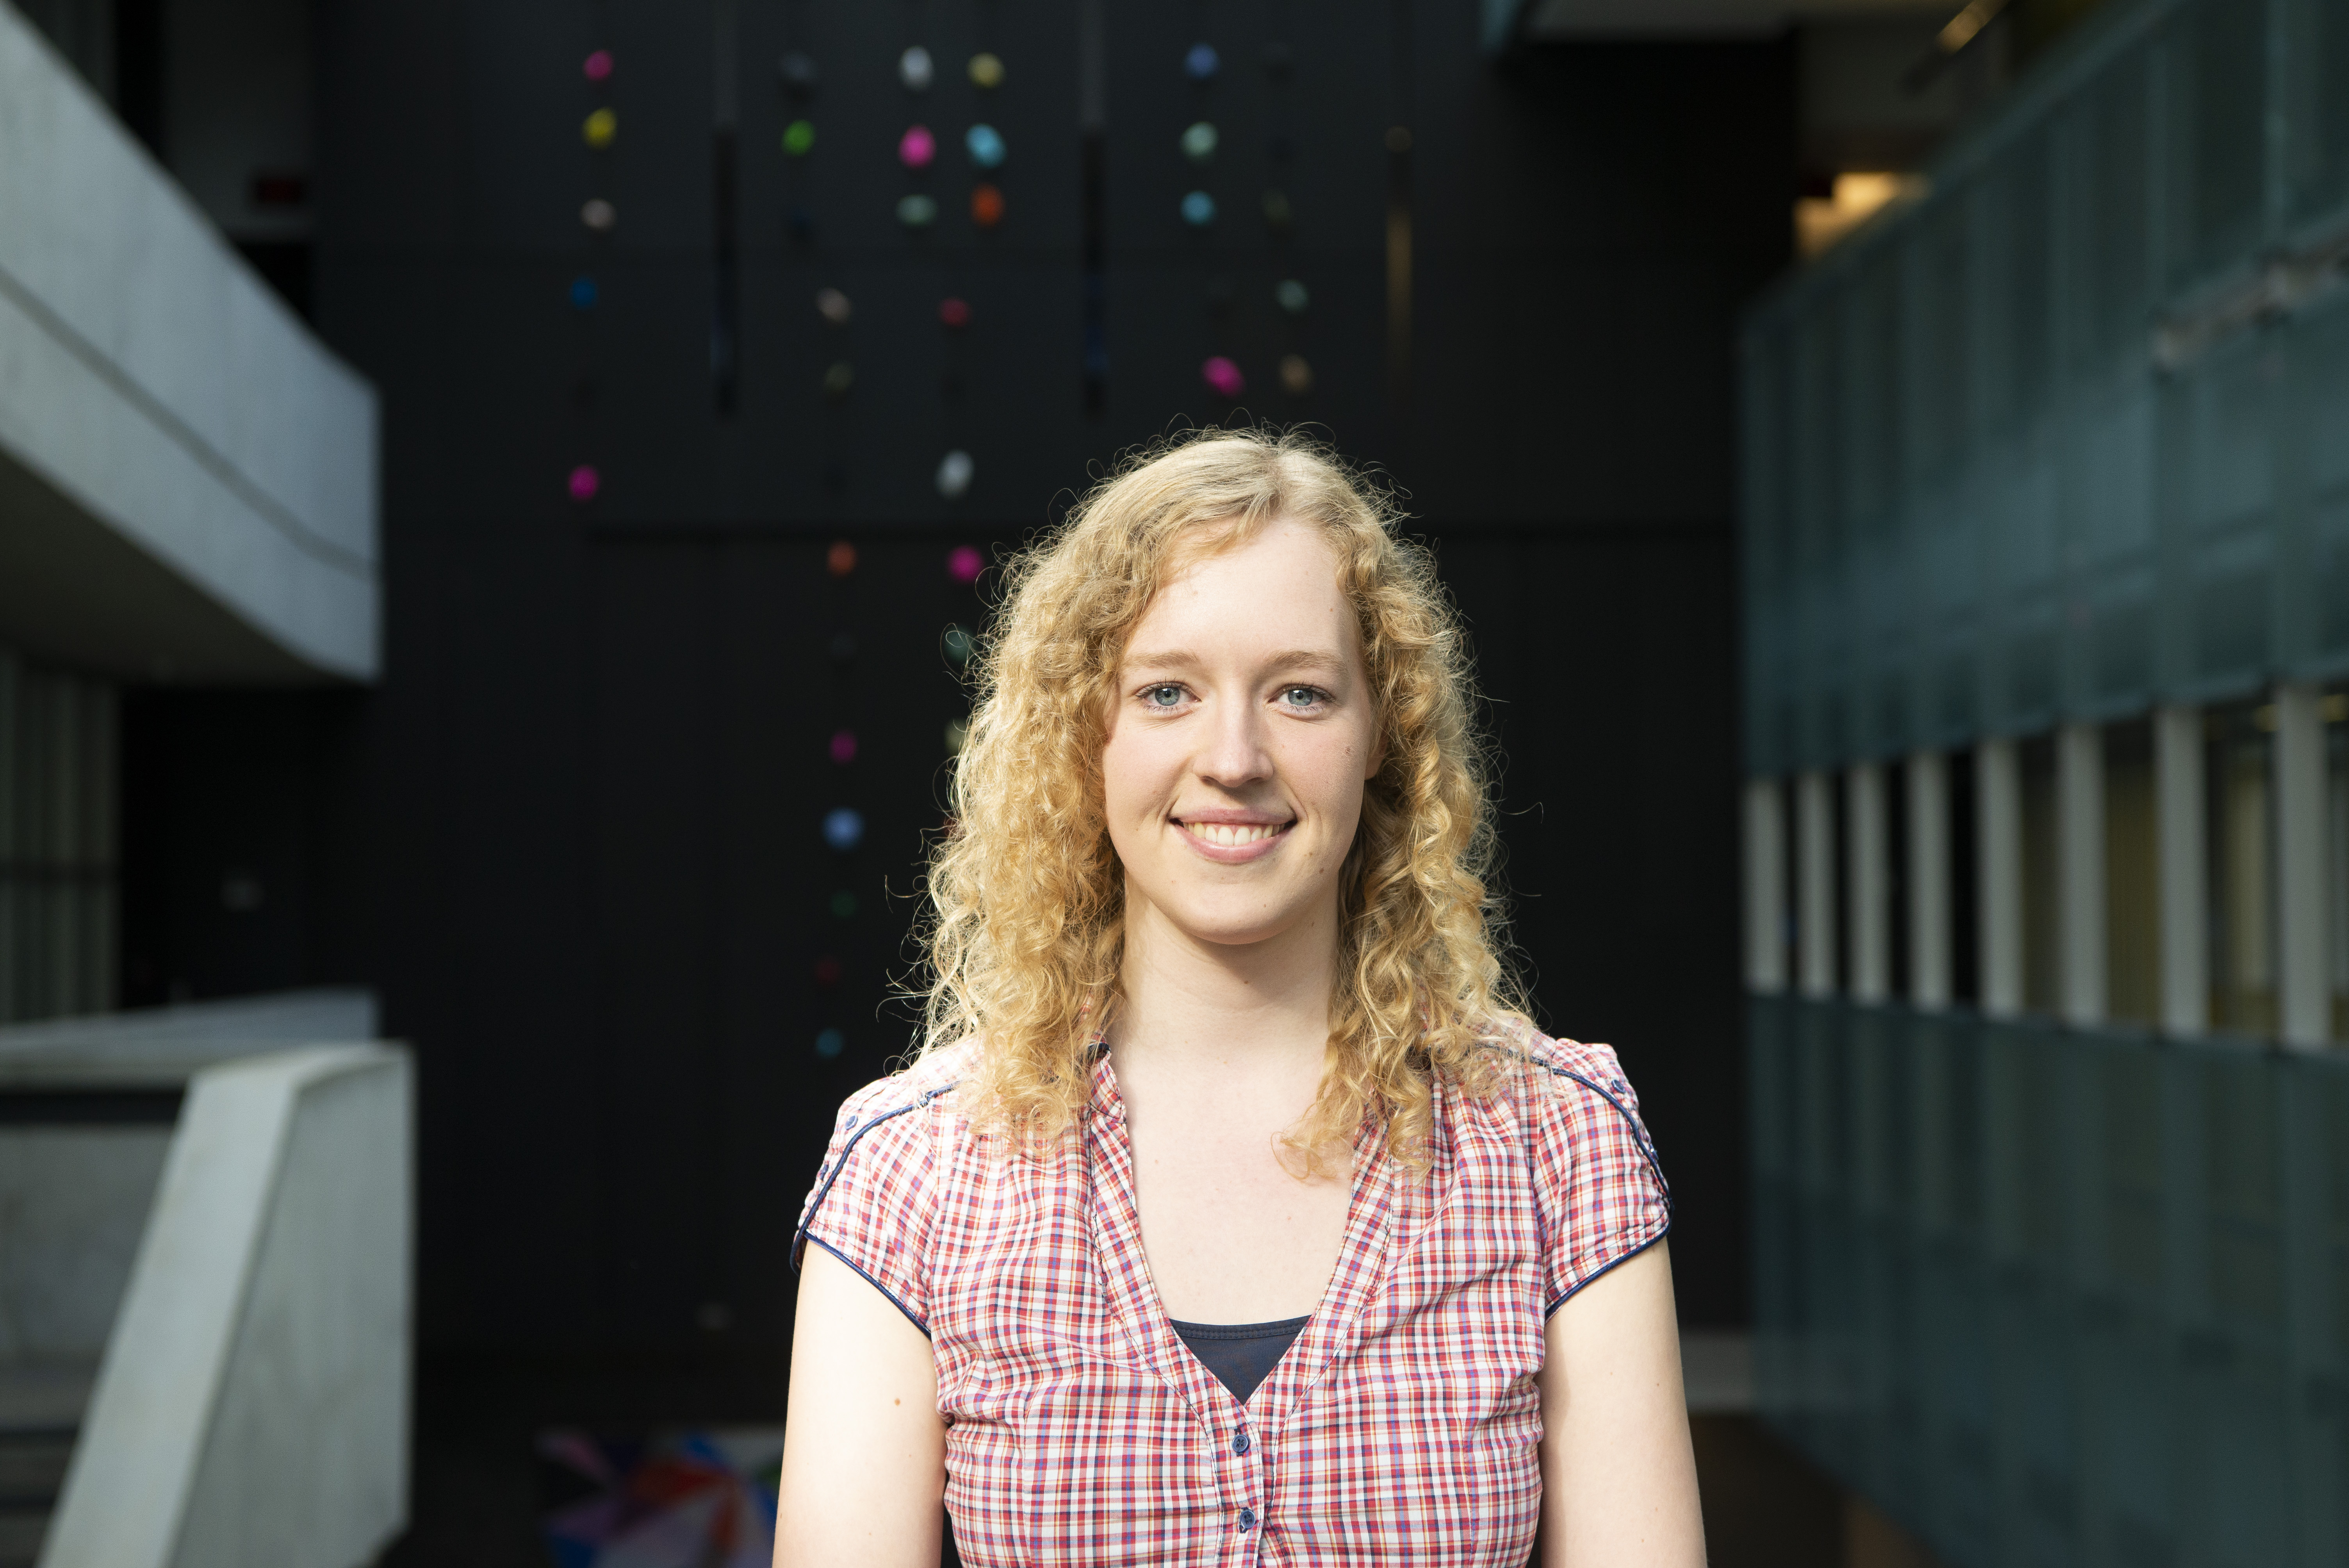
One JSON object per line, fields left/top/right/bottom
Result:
{"left": 830, "top": 730, "right": 858, "bottom": 764}
{"left": 582, "top": 49, "right": 613, "bottom": 82}
{"left": 899, "top": 125, "right": 936, "bottom": 168}
{"left": 567, "top": 464, "right": 601, "bottom": 501}
{"left": 1201, "top": 356, "right": 1244, "bottom": 398}
{"left": 948, "top": 545, "right": 984, "bottom": 583}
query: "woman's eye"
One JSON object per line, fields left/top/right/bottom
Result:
{"left": 1281, "top": 686, "right": 1324, "bottom": 709}
{"left": 1144, "top": 684, "right": 1185, "bottom": 708}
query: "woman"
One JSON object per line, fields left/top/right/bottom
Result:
{"left": 775, "top": 431, "right": 1704, "bottom": 1567}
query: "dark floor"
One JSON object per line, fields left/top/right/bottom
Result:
{"left": 378, "top": 1352, "right": 788, "bottom": 1568}
{"left": 381, "top": 1357, "right": 1873, "bottom": 1568}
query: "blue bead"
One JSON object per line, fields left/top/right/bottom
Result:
{"left": 1180, "top": 190, "right": 1216, "bottom": 227}
{"left": 569, "top": 275, "right": 598, "bottom": 310}
{"left": 965, "top": 123, "right": 1006, "bottom": 169}
{"left": 815, "top": 1028, "right": 847, "bottom": 1059}
{"left": 1184, "top": 42, "right": 1219, "bottom": 80}
{"left": 823, "top": 807, "right": 865, "bottom": 851}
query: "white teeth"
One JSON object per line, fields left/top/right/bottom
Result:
{"left": 1185, "top": 821, "right": 1283, "bottom": 846}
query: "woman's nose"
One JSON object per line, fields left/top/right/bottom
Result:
{"left": 1195, "top": 695, "right": 1273, "bottom": 787}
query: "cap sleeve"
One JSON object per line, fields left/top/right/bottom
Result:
{"left": 1522, "top": 1035, "right": 1672, "bottom": 1315}
{"left": 793, "top": 1073, "right": 951, "bottom": 1336}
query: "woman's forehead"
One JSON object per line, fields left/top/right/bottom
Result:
{"left": 1122, "top": 522, "right": 1361, "bottom": 668}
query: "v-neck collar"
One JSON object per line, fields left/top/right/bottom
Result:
{"left": 1081, "top": 1048, "right": 1400, "bottom": 1428}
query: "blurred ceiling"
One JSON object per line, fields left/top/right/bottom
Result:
{"left": 1522, "top": 0, "right": 1952, "bottom": 37}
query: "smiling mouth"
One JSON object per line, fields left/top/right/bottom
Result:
{"left": 1175, "top": 819, "right": 1294, "bottom": 847}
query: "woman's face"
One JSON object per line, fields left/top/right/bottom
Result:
{"left": 1101, "top": 518, "right": 1382, "bottom": 953}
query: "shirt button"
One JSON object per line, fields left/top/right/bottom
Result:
{"left": 1232, "top": 1429, "right": 1251, "bottom": 1455}
{"left": 1239, "top": 1507, "right": 1257, "bottom": 1531}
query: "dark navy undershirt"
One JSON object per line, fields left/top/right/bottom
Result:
{"left": 1169, "top": 1314, "right": 1311, "bottom": 1404}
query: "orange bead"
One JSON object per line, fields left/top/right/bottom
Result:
{"left": 971, "top": 182, "right": 1005, "bottom": 228}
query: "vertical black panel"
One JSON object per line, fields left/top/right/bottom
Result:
{"left": 304, "top": 0, "right": 1794, "bottom": 1378}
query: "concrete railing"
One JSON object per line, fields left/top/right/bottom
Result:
{"left": 0, "top": 994, "right": 409, "bottom": 1568}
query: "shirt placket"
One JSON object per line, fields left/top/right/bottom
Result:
{"left": 1083, "top": 1060, "right": 1271, "bottom": 1562}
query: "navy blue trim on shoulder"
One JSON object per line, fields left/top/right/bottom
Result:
{"left": 801, "top": 1234, "right": 932, "bottom": 1338}
{"left": 1542, "top": 1064, "right": 1673, "bottom": 1213}
{"left": 1475, "top": 1044, "right": 1677, "bottom": 1319}
{"left": 1543, "top": 1223, "right": 1672, "bottom": 1318}
{"left": 790, "top": 1081, "right": 959, "bottom": 1340}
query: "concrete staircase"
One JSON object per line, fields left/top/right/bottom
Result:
{"left": 0, "top": 1364, "right": 91, "bottom": 1568}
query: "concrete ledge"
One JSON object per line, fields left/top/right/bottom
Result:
{"left": 0, "top": 2, "right": 378, "bottom": 683}
{"left": 37, "top": 1044, "right": 410, "bottom": 1568}
{"left": 0, "top": 990, "right": 379, "bottom": 1087}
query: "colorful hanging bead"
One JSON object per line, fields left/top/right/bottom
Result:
{"left": 1201, "top": 356, "right": 1244, "bottom": 397}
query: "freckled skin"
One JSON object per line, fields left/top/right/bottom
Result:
{"left": 1101, "top": 520, "right": 1381, "bottom": 952}
{"left": 1096, "top": 519, "right": 1381, "bottom": 1324}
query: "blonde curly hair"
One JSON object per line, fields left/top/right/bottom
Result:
{"left": 916, "top": 427, "right": 1528, "bottom": 1167}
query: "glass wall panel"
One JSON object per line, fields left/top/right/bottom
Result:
{"left": 1905, "top": 202, "right": 1971, "bottom": 484}
{"left": 2328, "top": 688, "right": 2347, "bottom": 1041}
{"left": 2296, "top": 294, "right": 2349, "bottom": 670}
{"left": 2067, "top": 46, "right": 2152, "bottom": 378}
{"left": 2166, "top": 0, "right": 2269, "bottom": 288}
{"left": 2283, "top": 0, "right": 2349, "bottom": 225}
{"left": 1754, "top": 1001, "right": 2349, "bottom": 1567}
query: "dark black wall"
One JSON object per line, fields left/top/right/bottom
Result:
{"left": 222, "top": 0, "right": 1796, "bottom": 1373}
{"left": 120, "top": 690, "right": 373, "bottom": 1006}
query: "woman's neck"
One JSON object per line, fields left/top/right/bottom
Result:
{"left": 1109, "top": 889, "right": 1338, "bottom": 1087}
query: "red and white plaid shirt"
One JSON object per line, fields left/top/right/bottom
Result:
{"left": 794, "top": 1027, "right": 1671, "bottom": 1567}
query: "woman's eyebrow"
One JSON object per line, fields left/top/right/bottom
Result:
{"left": 1123, "top": 648, "right": 1349, "bottom": 676}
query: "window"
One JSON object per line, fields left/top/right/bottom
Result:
{"left": 2106, "top": 717, "right": 2161, "bottom": 1026}
{"left": 2207, "top": 701, "right": 2276, "bottom": 1037}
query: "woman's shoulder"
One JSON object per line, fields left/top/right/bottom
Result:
{"left": 1463, "top": 1018, "right": 1642, "bottom": 1113}
{"left": 827, "top": 1039, "right": 982, "bottom": 1149}
{"left": 1453, "top": 1019, "right": 1661, "bottom": 1167}
{"left": 796, "top": 1041, "right": 983, "bottom": 1269}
